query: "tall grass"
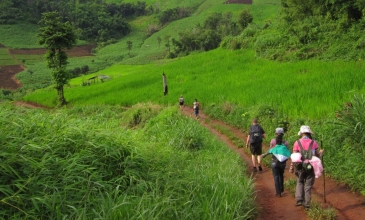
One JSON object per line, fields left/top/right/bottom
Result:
{"left": 0, "top": 103, "right": 256, "bottom": 219}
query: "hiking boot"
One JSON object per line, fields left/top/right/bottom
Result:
{"left": 258, "top": 165, "right": 263, "bottom": 171}
{"left": 253, "top": 167, "right": 257, "bottom": 172}
{"left": 295, "top": 201, "right": 303, "bottom": 206}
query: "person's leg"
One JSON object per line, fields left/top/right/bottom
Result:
{"left": 303, "top": 172, "right": 315, "bottom": 208}
{"left": 250, "top": 145, "right": 257, "bottom": 171}
{"left": 251, "top": 155, "right": 256, "bottom": 167}
{"left": 257, "top": 144, "right": 263, "bottom": 171}
{"left": 295, "top": 171, "right": 305, "bottom": 205}
{"left": 279, "top": 164, "right": 285, "bottom": 193}
{"left": 271, "top": 162, "right": 281, "bottom": 196}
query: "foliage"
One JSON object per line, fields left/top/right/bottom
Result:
{"left": 0, "top": 103, "right": 256, "bottom": 219}
{"left": 0, "top": 0, "right": 144, "bottom": 42}
{"left": 170, "top": 10, "right": 247, "bottom": 57}
{"left": 158, "top": 7, "right": 192, "bottom": 25}
{"left": 237, "top": 9, "right": 253, "bottom": 30}
{"left": 323, "top": 94, "right": 365, "bottom": 192}
{"left": 38, "top": 11, "right": 77, "bottom": 106}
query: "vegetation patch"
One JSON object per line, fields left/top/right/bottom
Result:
{"left": 0, "top": 103, "right": 256, "bottom": 219}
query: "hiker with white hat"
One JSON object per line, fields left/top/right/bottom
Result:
{"left": 290, "top": 125, "right": 324, "bottom": 210}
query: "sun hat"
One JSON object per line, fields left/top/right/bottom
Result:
{"left": 275, "top": 127, "right": 284, "bottom": 134}
{"left": 298, "top": 125, "right": 314, "bottom": 135}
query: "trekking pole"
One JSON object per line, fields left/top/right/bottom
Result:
{"left": 321, "top": 139, "right": 326, "bottom": 203}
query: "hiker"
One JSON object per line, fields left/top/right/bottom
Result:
{"left": 193, "top": 99, "right": 200, "bottom": 118}
{"left": 179, "top": 95, "right": 184, "bottom": 110}
{"left": 262, "top": 128, "right": 291, "bottom": 197}
{"left": 246, "top": 118, "right": 266, "bottom": 172}
{"left": 289, "top": 125, "right": 324, "bottom": 210}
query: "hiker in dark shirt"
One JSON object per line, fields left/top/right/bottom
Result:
{"left": 246, "top": 118, "right": 266, "bottom": 172}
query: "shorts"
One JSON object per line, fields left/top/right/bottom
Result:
{"left": 179, "top": 101, "right": 184, "bottom": 106}
{"left": 250, "top": 143, "right": 262, "bottom": 155}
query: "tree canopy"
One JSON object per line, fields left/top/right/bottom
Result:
{"left": 38, "top": 11, "right": 77, "bottom": 106}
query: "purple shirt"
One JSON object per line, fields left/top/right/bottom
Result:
{"left": 270, "top": 139, "right": 289, "bottom": 148}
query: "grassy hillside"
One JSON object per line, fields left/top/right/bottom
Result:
{"left": 24, "top": 49, "right": 365, "bottom": 119}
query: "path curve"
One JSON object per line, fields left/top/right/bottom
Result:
{"left": 181, "top": 106, "right": 365, "bottom": 220}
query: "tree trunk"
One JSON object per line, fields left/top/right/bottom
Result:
{"left": 57, "top": 86, "right": 67, "bottom": 106}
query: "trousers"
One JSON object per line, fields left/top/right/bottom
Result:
{"left": 271, "top": 161, "right": 286, "bottom": 196}
{"left": 295, "top": 169, "right": 315, "bottom": 207}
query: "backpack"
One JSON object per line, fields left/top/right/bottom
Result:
{"left": 250, "top": 125, "right": 263, "bottom": 144}
{"left": 295, "top": 140, "right": 314, "bottom": 173}
{"left": 194, "top": 102, "right": 199, "bottom": 110}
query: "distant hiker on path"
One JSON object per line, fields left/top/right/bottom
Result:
{"left": 179, "top": 95, "right": 184, "bottom": 110}
{"left": 246, "top": 118, "right": 266, "bottom": 172}
{"left": 262, "top": 128, "right": 291, "bottom": 197}
{"left": 290, "top": 125, "right": 324, "bottom": 210}
{"left": 193, "top": 99, "right": 200, "bottom": 119}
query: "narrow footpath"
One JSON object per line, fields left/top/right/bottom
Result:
{"left": 181, "top": 106, "right": 365, "bottom": 220}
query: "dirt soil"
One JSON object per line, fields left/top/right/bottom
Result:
{"left": 224, "top": 0, "right": 253, "bottom": 4}
{"left": 0, "top": 65, "right": 24, "bottom": 90}
{"left": 0, "top": 45, "right": 95, "bottom": 91}
{"left": 9, "top": 45, "right": 95, "bottom": 57}
{"left": 180, "top": 106, "right": 365, "bottom": 220}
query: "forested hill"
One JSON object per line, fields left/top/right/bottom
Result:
{"left": 0, "top": 0, "right": 146, "bottom": 42}
{"left": 2, "top": 0, "right": 365, "bottom": 61}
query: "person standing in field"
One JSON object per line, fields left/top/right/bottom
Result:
{"left": 246, "top": 118, "right": 266, "bottom": 172}
{"left": 193, "top": 99, "right": 200, "bottom": 119}
{"left": 262, "top": 128, "right": 291, "bottom": 197}
{"left": 290, "top": 125, "right": 324, "bottom": 210}
{"left": 179, "top": 95, "right": 184, "bottom": 110}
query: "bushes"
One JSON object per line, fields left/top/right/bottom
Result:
{"left": 0, "top": 104, "right": 256, "bottom": 219}
{"left": 158, "top": 7, "right": 192, "bottom": 25}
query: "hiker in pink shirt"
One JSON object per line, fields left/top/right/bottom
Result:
{"left": 290, "top": 125, "right": 324, "bottom": 210}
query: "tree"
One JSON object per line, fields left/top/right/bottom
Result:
{"left": 126, "top": 40, "right": 133, "bottom": 56}
{"left": 237, "top": 9, "right": 253, "bottom": 30}
{"left": 38, "top": 11, "right": 77, "bottom": 106}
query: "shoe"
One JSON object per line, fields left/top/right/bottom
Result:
{"left": 258, "top": 165, "right": 262, "bottom": 171}
{"left": 304, "top": 205, "right": 310, "bottom": 211}
{"left": 295, "top": 201, "right": 303, "bottom": 206}
{"left": 253, "top": 167, "right": 257, "bottom": 172}
{"left": 275, "top": 194, "right": 281, "bottom": 198}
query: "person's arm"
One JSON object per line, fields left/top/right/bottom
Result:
{"left": 246, "top": 135, "right": 250, "bottom": 148}
{"left": 289, "top": 141, "right": 299, "bottom": 173}
{"left": 314, "top": 141, "right": 324, "bottom": 158}
{"left": 261, "top": 151, "right": 271, "bottom": 158}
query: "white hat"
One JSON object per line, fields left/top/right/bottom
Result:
{"left": 275, "top": 127, "right": 284, "bottom": 134}
{"left": 298, "top": 125, "right": 314, "bottom": 135}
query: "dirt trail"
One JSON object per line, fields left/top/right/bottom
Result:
{"left": 181, "top": 106, "right": 365, "bottom": 220}
{"left": 9, "top": 101, "right": 365, "bottom": 219}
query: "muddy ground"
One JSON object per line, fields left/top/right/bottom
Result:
{"left": 0, "top": 44, "right": 95, "bottom": 91}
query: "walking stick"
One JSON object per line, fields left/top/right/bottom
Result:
{"left": 321, "top": 140, "right": 326, "bottom": 203}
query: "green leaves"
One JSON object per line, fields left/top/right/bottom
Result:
{"left": 38, "top": 11, "right": 77, "bottom": 106}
